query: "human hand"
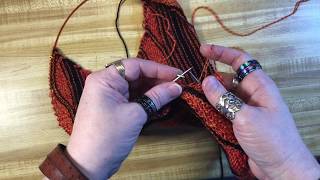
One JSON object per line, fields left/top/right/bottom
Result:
{"left": 66, "top": 59, "right": 182, "bottom": 179}
{"left": 200, "top": 44, "right": 320, "bottom": 179}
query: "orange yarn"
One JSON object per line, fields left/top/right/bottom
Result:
{"left": 193, "top": 0, "right": 309, "bottom": 87}
{"left": 49, "top": 0, "right": 309, "bottom": 179}
{"left": 191, "top": 0, "right": 309, "bottom": 37}
{"left": 199, "top": 59, "right": 225, "bottom": 86}
{"left": 181, "top": 83, "right": 253, "bottom": 178}
{"left": 148, "top": 12, "right": 177, "bottom": 61}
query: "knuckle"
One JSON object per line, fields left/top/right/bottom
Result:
{"left": 234, "top": 114, "right": 249, "bottom": 128}
{"left": 212, "top": 45, "right": 222, "bottom": 59}
{"left": 208, "top": 91, "right": 222, "bottom": 104}
{"left": 233, "top": 53, "right": 251, "bottom": 68}
{"left": 234, "top": 105, "right": 257, "bottom": 127}
{"left": 130, "top": 103, "right": 147, "bottom": 119}
{"left": 147, "top": 90, "right": 162, "bottom": 109}
{"left": 237, "top": 50, "right": 251, "bottom": 59}
{"left": 255, "top": 73, "right": 274, "bottom": 87}
{"left": 259, "top": 77, "right": 269, "bottom": 86}
{"left": 121, "top": 104, "right": 147, "bottom": 125}
{"left": 85, "top": 73, "right": 97, "bottom": 84}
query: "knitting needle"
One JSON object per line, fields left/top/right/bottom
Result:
{"left": 173, "top": 67, "right": 193, "bottom": 82}
{"left": 189, "top": 71, "right": 200, "bottom": 83}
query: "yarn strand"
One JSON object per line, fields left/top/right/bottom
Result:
{"left": 191, "top": 0, "right": 309, "bottom": 37}
{"left": 218, "top": 146, "right": 224, "bottom": 179}
{"left": 116, "top": 0, "right": 130, "bottom": 58}
{"left": 52, "top": 0, "right": 89, "bottom": 53}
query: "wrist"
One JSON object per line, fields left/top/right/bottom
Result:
{"left": 39, "top": 144, "right": 88, "bottom": 180}
{"left": 66, "top": 142, "right": 114, "bottom": 180}
{"left": 279, "top": 152, "right": 320, "bottom": 180}
{"left": 268, "top": 144, "right": 320, "bottom": 180}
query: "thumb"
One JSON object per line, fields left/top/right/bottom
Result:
{"left": 202, "top": 76, "right": 255, "bottom": 124}
{"left": 202, "top": 76, "right": 228, "bottom": 107}
{"left": 145, "top": 82, "right": 182, "bottom": 110}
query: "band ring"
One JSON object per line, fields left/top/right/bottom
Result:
{"left": 134, "top": 95, "right": 158, "bottom": 117}
{"left": 215, "top": 92, "right": 243, "bottom": 121}
{"left": 236, "top": 60, "right": 262, "bottom": 82}
{"left": 105, "top": 60, "right": 126, "bottom": 79}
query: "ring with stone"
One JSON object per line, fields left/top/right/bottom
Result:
{"left": 236, "top": 60, "right": 262, "bottom": 82}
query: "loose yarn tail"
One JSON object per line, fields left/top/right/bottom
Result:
{"left": 191, "top": 0, "right": 309, "bottom": 37}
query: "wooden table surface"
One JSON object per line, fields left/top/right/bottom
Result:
{"left": 0, "top": 0, "right": 319, "bottom": 179}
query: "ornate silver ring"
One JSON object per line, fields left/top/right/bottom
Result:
{"left": 216, "top": 92, "right": 243, "bottom": 121}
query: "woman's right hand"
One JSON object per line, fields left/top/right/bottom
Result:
{"left": 200, "top": 44, "right": 320, "bottom": 179}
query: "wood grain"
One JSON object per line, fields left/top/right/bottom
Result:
{"left": 0, "top": 0, "right": 319, "bottom": 179}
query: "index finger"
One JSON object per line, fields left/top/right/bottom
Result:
{"left": 200, "top": 44, "right": 251, "bottom": 71}
{"left": 200, "top": 44, "right": 282, "bottom": 108}
{"left": 121, "top": 58, "right": 181, "bottom": 82}
{"left": 92, "top": 58, "right": 181, "bottom": 97}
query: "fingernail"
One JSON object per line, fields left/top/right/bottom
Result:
{"left": 168, "top": 83, "right": 183, "bottom": 96}
{"left": 176, "top": 68, "right": 183, "bottom": 74}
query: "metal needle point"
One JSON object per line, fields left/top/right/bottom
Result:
{"left": 173, "top": 67, "right": 193, "bottom": 82}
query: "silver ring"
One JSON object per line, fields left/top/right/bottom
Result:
{"left": 215, "top": 92, "right": 243, "bottom": 121}
{"left": 134, "top": 95, "right": 158, "bottom": 117}
{"left": 105, "top": 60, "right": 125, "bottom": 78}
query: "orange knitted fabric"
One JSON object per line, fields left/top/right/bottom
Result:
{"left": 49, "top": 0, "right": 252, "bottom": 178}
{"left": 50, "top": 49, "right": 90, "bottom": 134}
{"left": 136, "top": 1, "right": 253, "bottom": 178}
{"left": 49, "top": 0, "right": 308, "bottom": 179}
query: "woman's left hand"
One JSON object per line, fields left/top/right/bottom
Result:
{"left": 67, "top": 59, "right": 182, "bottom": 179}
